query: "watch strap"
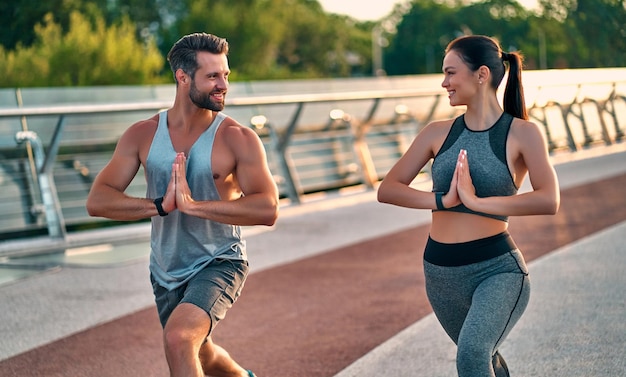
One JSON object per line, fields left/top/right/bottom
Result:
{"left": 153, "top": 197, "right": 168, "bottom": 216}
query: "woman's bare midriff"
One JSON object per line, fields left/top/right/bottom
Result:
{"left": 429, "top": 211, "right": 508, "bottom": 243}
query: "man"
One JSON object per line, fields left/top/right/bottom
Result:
{"left": 86, "top": 32, "right": 278, "bottom": 377}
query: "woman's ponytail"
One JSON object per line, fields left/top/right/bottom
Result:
{"left": 502, "top": 51, "right": 528, "bottom": 120}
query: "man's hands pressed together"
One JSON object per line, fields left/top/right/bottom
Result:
{"left": 172, "top": 152, "right": 194, "bottom": 213}
{"left": 159, "top": 152, "right": 195, "bottom": 215}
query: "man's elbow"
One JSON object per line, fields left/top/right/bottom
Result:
{"left": 263, "top": 213, "right": 278, "bottom": 226}
{"left": 256, "top": 195, "right": 279, "bottom": 226}
{"left": 85, "top": 196, "right": 103, "bottom": 217}
{"left": 264, "top": 203, "right": 279, "bottom": 226}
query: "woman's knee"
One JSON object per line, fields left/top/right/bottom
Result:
{"left": 456, "top": 341, "right": 492, "bottom": 377}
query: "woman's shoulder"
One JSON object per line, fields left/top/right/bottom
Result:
{"left": 510, "top": 117, "right": 543, "bottom": 137}
{"left": 419, "top": 117, "right": 457, "bottom": 142}
{"left": 509, "top": 117, "right": 548, "bottom": 150}
{"left": 424, "top": 117, "right": 456, "bottom": 132}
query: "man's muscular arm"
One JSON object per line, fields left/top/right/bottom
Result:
{"left": 174, "top": 125, "right": 279, "bottom": 226}
{"left": 86, "top": 119, "right": 176, "bottom": 220}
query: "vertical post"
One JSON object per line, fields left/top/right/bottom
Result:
{"left": 15, "top": 89, "right": 41, "bottom": 211}
{"left": 559, "top": 103, "right": 579, "bottom": 152}
{"left": 276, "top": 103, "right": 306, "bottom": 205}
{"left": 372, "top": 25, "right": 385, "bottom": 77}
{"left": 15, "top": 127, "right": 66, "bottom": 239}
{"left": 538, "top": 29, "right": 547, "bottom": 70}
{"left": 251, "top": 114, "right": 301, "bottom": 205}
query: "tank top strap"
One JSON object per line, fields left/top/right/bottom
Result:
{"left": 488, "top": 112, "right": 514, "bottom": 166}
{"left": 436, "top": 115, "right": 466, "bottom": 158}
{"left": 153, "top": 110, "right": 170, "bottom": 147}
{"left": 205, "top": 112, "right": 227, "bottom": 144}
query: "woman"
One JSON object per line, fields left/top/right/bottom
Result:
{"left": 377, "top": 35, "right": 559, "bottom": 377}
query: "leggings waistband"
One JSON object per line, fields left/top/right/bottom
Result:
{"left": 424, "top": 231, "right": 518, "bottom": 267}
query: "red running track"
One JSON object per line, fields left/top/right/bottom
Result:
{"left": 1, "top": 173, "right": 625, "bottom": 377}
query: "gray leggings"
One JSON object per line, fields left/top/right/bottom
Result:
{"left": 423, "top": 232, "right": 530, "bottom": 377}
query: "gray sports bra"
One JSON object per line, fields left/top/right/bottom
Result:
{"left": 431, "top": 112, "right": 518, "bottom": 222}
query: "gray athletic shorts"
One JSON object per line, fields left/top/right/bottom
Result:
{"left": 151, "top": 258, "right": 249, "bottom": 334}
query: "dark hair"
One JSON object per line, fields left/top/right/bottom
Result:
{"left": 167, "top": 33, "right": 229, "bottom": 81}
{"left": 445, "top": 35, "right": 527, "bottom": 120}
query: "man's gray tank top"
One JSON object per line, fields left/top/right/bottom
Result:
{"left": 146, "top": 110, "right": 246, "bottom": 290}
{"left": 431, "top": 112, "right": 518, "bottom": 222}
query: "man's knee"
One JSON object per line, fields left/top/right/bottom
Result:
{"left": 163, "top": 325, "right": 198, "bottom": 352}
{"left": 163, "top": 305, "right": 212, "bottom": 352}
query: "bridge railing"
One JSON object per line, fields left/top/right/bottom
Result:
{"left": 0, "top": 69, "right": 625, "bottom": 257}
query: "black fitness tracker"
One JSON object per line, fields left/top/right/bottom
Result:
{"left": 153, "top": 197, "right": 168, "bottom": 216}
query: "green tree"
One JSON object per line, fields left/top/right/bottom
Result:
{"left": 166, "top": 0, "right": 371, "bottom": 80}
{"left": 273, "top": 6, "right": 361, "bottom": 78}
{"left": 0, "top": 10, "right": 165, "bottom": 87}
{"left": 520, "top": 14, "right": 570, "bottom": 69}
{"left": 565, "top": 0, "right": 626, "bottom": 67}
{"left": 384, "top": 0, "right": 626, "bottom": 74}
{"left": 3, "top": 0, "right": 622, "bottom": 86}
{"left": 454, "top": 0, "right": 532, "bottom": 50}
{"left": 384, "top": 1, "right": 457, "bottom": 75}
{"left": 383, "top": 0, "right": 545, "bottom": 74}
{"left": 0, "top": 0, "right": 98, "bottom": 50}
{"left": 161, "top": 0, "right": 287, "bottom": 80}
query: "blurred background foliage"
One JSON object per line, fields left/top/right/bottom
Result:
{"left": 0, "top": 0, "right": 624, "bottom": 87}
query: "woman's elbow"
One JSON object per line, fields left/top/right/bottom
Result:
{"left": 543, "top": 192, "right": 560, "bottom": 215}
{"left": 377, "top": 189, "right": 390, "bottom": 204}
{"left": 377, "top": 181, "right": 393, "bottom": 204}
{"left": 547, "top": 197, "right": 560, "bottom": 215}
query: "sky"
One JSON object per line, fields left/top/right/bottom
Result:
{"left": 317, "top": 0, "right": 539, "bottom": 21}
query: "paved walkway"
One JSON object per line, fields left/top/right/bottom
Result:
{"left": 0, "top": 144, "right": 625, "bottom": 376}
{"left": 335, "top": 221, "right": 626, "bottom": 377}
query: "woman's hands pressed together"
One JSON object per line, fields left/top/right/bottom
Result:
{"left": 456, "top": 149, "right": 477, "bottom": 203}
{"left": 443, "top": 149, "right": 477, "bottom": 210}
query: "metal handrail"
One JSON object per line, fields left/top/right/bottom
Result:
{"left": 0, "top": 87, "right": 444, "bottom": 118}
{"left": 1, "top": 80, "right": 624, "bottom": 253}
{"left": 0, "top": 88, "right": 445, "bottom": 245}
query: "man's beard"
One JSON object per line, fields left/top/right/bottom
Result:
{"left": 189, "top": 80, "right": 225, "bottom": 111}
